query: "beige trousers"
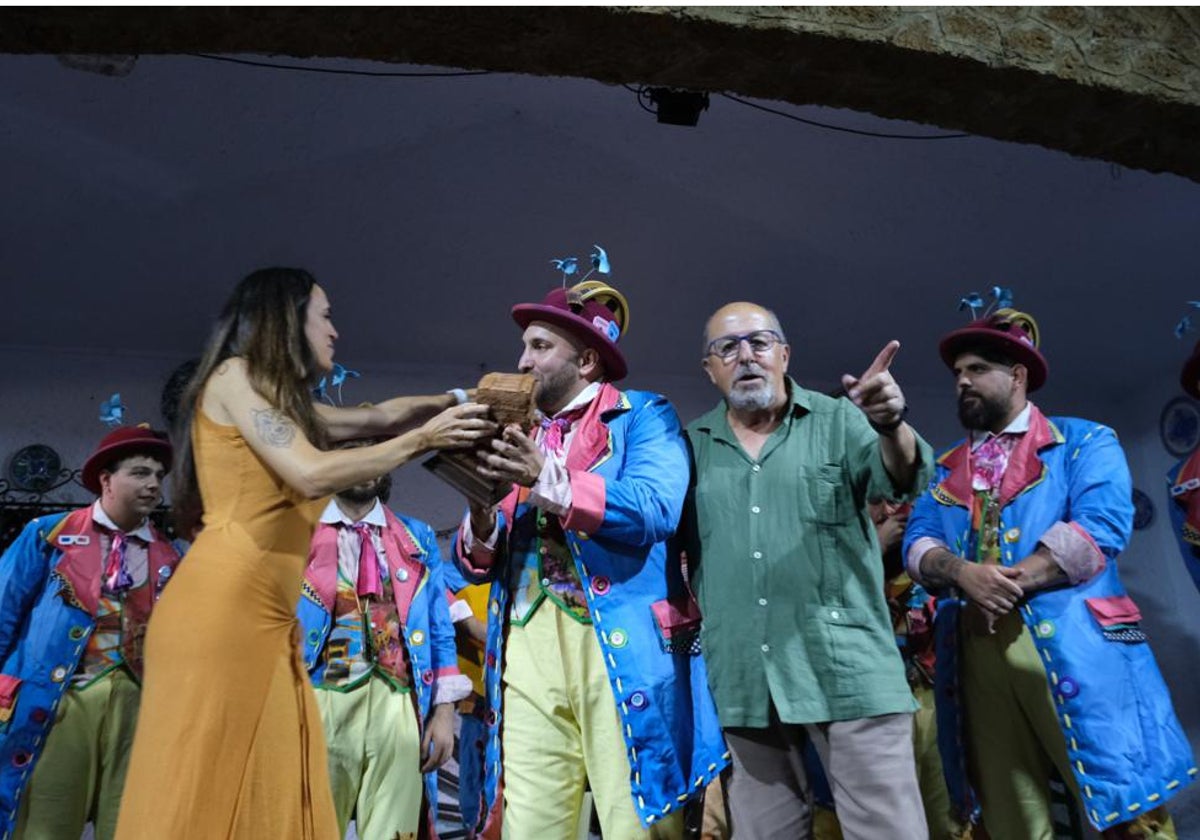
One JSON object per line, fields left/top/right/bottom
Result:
{"left": 723, "top": 704, "right": 928, "bottom": 840}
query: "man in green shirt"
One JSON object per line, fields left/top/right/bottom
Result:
{"left": 684, "top": 302, "right": 935, "bottom": 839}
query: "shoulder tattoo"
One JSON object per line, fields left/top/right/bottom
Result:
{"left": 252, "top": 408, "right": 297, "bottom": 447}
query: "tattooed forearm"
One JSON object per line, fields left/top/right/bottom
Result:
{"left": 252, "top": 408, "right": 297, "bottom": 448}
{"left": 920, "top": 547, "right": 964, "bottom": 589}
{"left": 1011, "top": 547, "right": 1067, "bottom": 592}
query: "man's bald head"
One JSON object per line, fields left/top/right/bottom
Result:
{"left": 702, "top": 302, "right": 790, "bottom": 415}
{"left": 703, "top": 302, "right": 785, "bottom": 351}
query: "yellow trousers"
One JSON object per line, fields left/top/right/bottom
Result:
{"left": 911, "top": 683, "right": 970, "bottom": 840}
{"left": 500, "top": 604, "right": 682, "bottom": 839}
{"left": 963, "top": 611, "right": 1175, "bottom": 840}
{"left": 315, "top": 676, "right": 423, "bottom": 840}
{"left": 16, "top": 669, "right": 139, "bottom": 840}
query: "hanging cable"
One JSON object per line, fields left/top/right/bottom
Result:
{"left": 182, "top": 56, "right": 968, "bottom": 140}
{"left": 186, "top": 53, "right": 492, "bottom": 78}
{"left": 718, "top": 92, "right": 971, "bottom": 140}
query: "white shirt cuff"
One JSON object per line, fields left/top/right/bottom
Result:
{"left": 433, "top": 673, "right": 473, "bottom": 706}
{"left": 528, "top": 452, "right": 572, "bottom": 517}
{"left": 460, "top": 509, "right": 500, "bottom": 553}
{"left": 448, "top": 599, "right": 474, "bottom": 624}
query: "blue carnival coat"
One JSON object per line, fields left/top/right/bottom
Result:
{"left": 904, "top": 411, "right": 1197, "bottom": 830}
{"left": 1165, "top": 457, "right": 1200, "bottom": 591}
{"left": 0, "top": 509, "right": 181, "bottom": 840}
{"left": 297, "top": 509, "right": 458, "bottom": 815}
{"left": 454, "top": 385, "right": 729, "bottom": 832}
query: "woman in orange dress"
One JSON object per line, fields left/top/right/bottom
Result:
{"left": 115, "top": 267, "right": 494, "bottom": 839}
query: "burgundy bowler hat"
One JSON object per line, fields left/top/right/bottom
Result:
{"left": 511, "top": 280, "right": 630, "bottom": 381}
{"left": 1181, "top": 340, "right": 1200, "bottom": 398}
{"left": 938, "top": 309, "right": 1048, "bottom": 392}
{"left": 81, "top": 426, "right": 173, "bottom": 494}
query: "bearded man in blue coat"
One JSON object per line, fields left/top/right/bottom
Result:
{"left": 453, "top": 278, "right": 727, "bottom": 839}
{"left": 904, "top": 307, "right": 1195, "bottom": 839}
{"left": 296, "top": 451, "right": 470, "bottom": 840}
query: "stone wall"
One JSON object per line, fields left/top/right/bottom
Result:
{"left": 677, "top": 7, "right": 1199, "bottom": 105}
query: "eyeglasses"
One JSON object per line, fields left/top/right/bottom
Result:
{"left": 705, "top": 330, "right": 785, "bottom": 362}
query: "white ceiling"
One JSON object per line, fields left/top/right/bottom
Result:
{"left": 2, "top": 53, "right": 1198, "bottom": 404}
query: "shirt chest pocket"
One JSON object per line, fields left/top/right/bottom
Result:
{"left": 794, "top": 464, "right": 849, "bottom": 526}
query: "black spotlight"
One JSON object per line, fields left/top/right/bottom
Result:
{"left": 646, "top": 87, "right": 710, "bottom": 127}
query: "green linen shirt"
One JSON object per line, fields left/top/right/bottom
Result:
{"left": 684, "top": 378, "right": 934, "bottom": 728}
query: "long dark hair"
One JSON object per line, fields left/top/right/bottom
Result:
{"left": 172, "top": 267, "right": 329, "bottom": 532}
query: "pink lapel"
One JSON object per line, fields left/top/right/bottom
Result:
{"left": 303, "top": 523, "right": 340, "bottom": 611}
{"left": 934, "top": 406, "right": 1060, "bottom": 511}
{"left": 934, "top": 443, "right": 972, "bottom": 509}
{"left": 380, "top": 507, "right": 427, "bottom": 626}
{"left": 50, "top": 507, "right": 104, "bottom": 616}
{"left": 565, "top": 383, "right": 622, "bottom": 472}
{"left": 997, "top": 406, "right": 1058, "bottom": 505}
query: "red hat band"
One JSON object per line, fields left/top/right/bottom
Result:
{"left": 938, "top": 309, "right": 1049, "bottom": 392}
{"left": 511, "top": 281, "right": 630, "bottom": 381}
{"left": 81, "top": 426, "right": 173, "bottom": 495}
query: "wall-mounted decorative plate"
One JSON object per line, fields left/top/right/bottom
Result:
{"left": 1132, "top": 488, "right": 1155, "bottom": 531}
{"left": 1160, "top": 397, "right": 1200, "bottom": 458}
{"left": 6, "top": 444, "right": 63, "bottom": 493}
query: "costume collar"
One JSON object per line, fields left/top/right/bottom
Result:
{"left": 551, "top": 381, "right": 601, "bottom": 419}
{"left": 564, "top": 382, "right": 625, "bottom": 472}
{"left": 52, "top": 507, "right": 177, "bottom": 618}
{"left": 92, "top": 500, "right": 153, "bottom": 543}
{"left": 934, "top": 404, "right": 1060, "bottom": 508}
{"left": 537, "top": 381, "right": 604, "bottom": 422}
{"left": 319, "top": 497, "right": 387, "bottom": 527}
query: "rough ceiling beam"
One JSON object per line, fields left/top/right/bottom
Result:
{"left": 2, "top": 6, "right": 1197, "bottom": 181}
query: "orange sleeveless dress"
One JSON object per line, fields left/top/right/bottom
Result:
{"left": 115, "top": 412, "right": 338, "bottom": 839}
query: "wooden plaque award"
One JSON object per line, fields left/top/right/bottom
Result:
{"left": 422, "top": 372, "right": 538, "bottom": 506}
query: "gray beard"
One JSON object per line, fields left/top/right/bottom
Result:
{"left": 727, "top": 381, "right": 777, "bottom": 412}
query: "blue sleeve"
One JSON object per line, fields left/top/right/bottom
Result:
{"left": 0, "top": 518, "right": 55, "bottom": 663}
{"left": 592, "top": 395, "right": 689, "bottom": 547}
{"left": 903, "top": 471, "right": 950, "bottom": 558}
{"left": 440, "top": 540, "right": 471, "bottom": 595}
{"left": 1066, "top": 425, "right": 1133, "bottom": 558}
{"left": 412, "top": 520, "right": 459, "bottom": 676}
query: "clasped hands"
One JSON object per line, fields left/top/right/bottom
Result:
{"left": 956, "top": 562, "right": 1026, "bottom": 633}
